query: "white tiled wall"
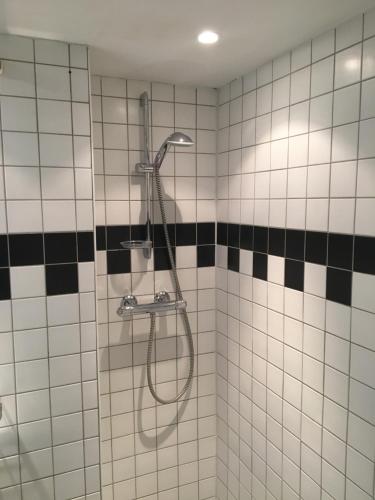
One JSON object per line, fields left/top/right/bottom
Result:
{"left": 216, "top": 10, "right": 375, "bottom": 500}
{"left": 91, "top": 76, "right": 217, "bottom": 499}
{"left": 0, "top": 35, "right": 100, "bottom": 499}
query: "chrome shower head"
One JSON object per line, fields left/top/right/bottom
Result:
{"left": 153, "top": 132, "right": 194, "bottom": 168}
{"left": 166, "top": 132, "right": 194, "bottom": 147}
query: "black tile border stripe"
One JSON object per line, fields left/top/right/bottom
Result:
{"left": 217, "top": 222, "right": 375, "bottom": 307}
{"left": 0, "top": 230, "right": 94, "bottom": 300}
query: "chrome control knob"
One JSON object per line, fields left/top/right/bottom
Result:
{"left": 154, "top": 291, "right": 170, "bottom": 303}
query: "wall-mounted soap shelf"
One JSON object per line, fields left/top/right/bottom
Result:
{"left": 120, "top": 239, "right": 152, "bottom": 250}
{"left": 117, "top": 291, "right": 186, "bottom": 317}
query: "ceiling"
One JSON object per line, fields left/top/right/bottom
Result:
{"left": 0, "top": 0, "right": 374, "bottom": 87}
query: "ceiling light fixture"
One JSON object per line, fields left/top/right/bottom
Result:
{"left": 198, "top": 30, "right": 219, "bottom": 45}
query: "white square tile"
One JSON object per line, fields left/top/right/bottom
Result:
{"left": 346, "top": 446, "right": 373, "bottom": 494}
{"left": 7, "top": 200, "right": 43, "bottom": 232}
{"left": 14, "top": 328, "right": 47, "bottom": 362}
{"left": 312, "top": 30, "right": 335, "bottom": 62}
{"left": 329, "top": 198, "right": 355, "bottom": 233}
{"left": 359, "top": 117, "right": 375, "bottom": 158}
{"left": 15, "top": 359, "right": 49, "bottom": 392}
{"left": 3, "top": 132, "right": 39, "bottom": 166}
{"left": 0, "top": 96, "right": 37, "bottom": 132}
{"left": 0, "top": 61, "right": 35, "bottom": 97}
{"left": 271, "top": 107, "right": 289, "bottom": 140}
{"left": 197, "top": 105, "right": 216, "bottom": 130}
{"left": 74, "top": 136, "right": 91, "bottom": 168}
{"left": 72, "top": 102, "right": 90, "bottom": 135}
{"left": 42, "top": 200, "right": 76, "bottom": 231}
{"left": 308, "top": 129, "right": 331, "bottom": 165}
{"left": 304, "top": 263, "right": 326, "bottom": 297}
{"left": 326, "top": 300, "right": 350, "bottom": 340}
{"left": 5, "top": 166, "right": 41, "bottom": 200}
{"left": 270, "top": 169, "right": 287, "bottom": 198}
{"left": 332, "top": 123, "right": 358, "bottom": 162}
{"left": 12, "top": 297, "right": 47, "bottom": 331}
{"left": 291, "top": 42, "right": 311, "bottom": 71}
{"left": 311, "top": 57, "right": 334, "bottom": 97}
{"left": 287, "top": 166, "right": 307, "bottom": 198}
{"left": 103, "top": 123, "right": 127, "bottom": 149}
{"left": 351, "top": 344, "right": 375, "bottom": 389}
{"left": 17, "top": 388, "right": 50, "bottom": 424}
{"left": 330, "top": 161, "right": 357, "bottom": 197}
{"left": 307, "top": 164, "right": 330, "bottom": 197}
{"left": 47, "top": 294, "right": 79, "bottom": 326}
{"left": 41, "top": 167, "right": 74, "bottom": 199}
{"left": 355, "top": 198, "right": 375, "bottom": 236}
{"left": 0, "top": 34, "right": 34, "bottom": 61}
{"left": 273, "top": 52, "right": 291, "bottom": 79}
{"left": 102, "top": 77, "right": 126, "bottom": 97}
{"left": 70, "top": 44, "right": 88, "bottom": 68}
{"left": 10, "top": 266, "right": 45, "bottom": 299}
{"left": 286, "top": 199, "right": 305, "bottom": 229}
{"left": 325, "top": 333, "right": 350, "bottom": 373}
{"left": 0, "top": 364, "right": 15, "bottom": 396}
{"left": 361, "top": 77, "right": 375, "bottom": 120}
{"left": 333, "top": 83, "right": 360, "bottom": 126}
{"left": 257, "top": 63, "right": 272, "bottom": 87}
{"left": 309, "top": 93, "right": 332, "bottom": 131}
{"left": 102, "top": 97, "right": 127, "bottom": 124}
{"left": 37, "top": 99, "right": 72, "bottom": 134}
{"left": 362, "top": 36, "right": 375, "bottom": 79}
{"left": 349, "top": 379, "right": 375, "bottom": 425}
{"left": 0, "top": 332, "right": 14, "bottom": 365}
{"left": 50, "top": 354, "right": 81, "bottom": 387}
{"left": 357, "top": 159, "right": 375, "bottom": 197}
{"left": 272, "top": 76, "right": 290, "bottom": 110}
{"left": 271, "top": 139, "right": 288, "bottom": 171}
{"left": 18, "top": 419, "right": 52, "bottom": 453}
{"left": 336, "top": 15, "right": 363, "bottom": 51}
{"left": 70, "top": 68, "right": 89, "bottom": 102}
{"left": 290, "top": 67, "right": 310, "bottom": 104}
{"left": 256, "top": 84, "right": 272, "bottom": 115}
{"left": 40, "top": 134, "right": 73, "bottom": 167}
{"left": 306, "top": 198, "right": 329, "bottom": 231}
{"left": 334, "top": 44, "right": 362, "bottom": 89}
{"left": 176, "top": 103, "right": 196, "bottom": 128}
{"left": 288, "top": 134, "right": 308, "bottom": 168}
{"left": 352, "top": 272, "right": 375, "bottom": 313}
{"left": 36, "top": 64, "right": 71, "bottom": 100}
{"left": 35, "top": 39, "right": 69, "bottom": 65}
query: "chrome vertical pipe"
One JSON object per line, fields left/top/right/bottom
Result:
{"left": 140, "top": 92, "right": 152, "bottom": 258}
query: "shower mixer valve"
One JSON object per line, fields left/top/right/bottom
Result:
{"left": 117, "top": 291, "right": 186, "bottom": 317}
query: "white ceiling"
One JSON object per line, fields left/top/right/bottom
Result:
{"left": 0, "top": 0, "right": 374, "bottom": 87}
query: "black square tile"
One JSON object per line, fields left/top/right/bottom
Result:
{"left": 46, "top": 263, "right": 78, "bottom": 296}
{"left": 197, "top": 223, "right": 215, "bottom": 245}
{"left": 0, "top": 235, "right": 9, "bottom": 267}
{"left": 217, "top": 223, "right": 228, "bottom": 245}
{"left": 286, "top": 229, "right": 305, "bottom": 260}
{"left": 269, "top": 228, "right": 285, "bottom": 257}
{"left": 9, "top": 234, "right": 44, "bottom": 266}
{"left": 107, "top": 225, "right": 130, "bottom": 250}
{"left": 354, "top": 236, "right": 375, "bottom": 275}
{"left": 253, "top": 226, "right": 268, "bottom": 253}
{"left": 197, "top": 245, "right": 215, "bottom": 267}
{"left": 154, "top": 247, "right": 175, "bottom": 271}
{"left": 44, "top": 232, "right": 77, "bottom": 264}
{"left": 284, "top": 259, "right": 304, "bottom": 291}
{"left": 96, "top": 226, "right": 106, "bottom": 250}
{"left": 107, "top": 249, "right": 131, "bottom": 274}
{"left": 326, "top": 267, "right": 352, "bottom": 306}
{"left": 0, "top": 268, "right": 11, "bottom": 300}
{"left": 228, "top": 224, "right": 240, "bottom": 248}
{"left": 131, "top": 224, "right": 147, "bottom": 241}
{"left": 77, "top": 232, "right": 94, "bottom": 262}
{"left": 253, "top": 252, "right": 268, "bottom": 280}
{"left": 153, "top": 224, "right": 175, "bottom": 247}
{"left": 328, "top": 233, "right": 353, "bottom": 270}
{"left": 176, "top": 223, "right": 196, "bottom": 246}
{"left": 305, "top": 231, "right": 327, "bottom": 265}
{"left": 240, "top": 225, "right": 253, "bottom": 250}
{"left": 228, "top": 247, "right": 239, "bottom": 272}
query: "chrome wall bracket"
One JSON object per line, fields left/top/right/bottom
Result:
{"left": 117, "top": 291, "right": 186, "bottom": 317}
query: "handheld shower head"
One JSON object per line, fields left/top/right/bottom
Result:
{"left": 153, "top": 132, "right": 194, "bottom": 169}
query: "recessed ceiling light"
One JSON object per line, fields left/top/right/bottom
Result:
{"left": 198, "top": 30, "right": 219, "bottom": 45}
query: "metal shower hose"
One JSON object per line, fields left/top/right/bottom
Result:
{"left": 146, "top": 166, "right": 195, "bottom": 404}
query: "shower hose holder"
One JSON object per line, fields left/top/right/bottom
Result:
{"left": 117, "top": 291, "right": 186, "bottom": 317}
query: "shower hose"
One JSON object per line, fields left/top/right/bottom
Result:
{"left": 146, "top": 166, "right": 195, "bottom": 404}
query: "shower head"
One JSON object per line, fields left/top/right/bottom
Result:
{"left": 166, "top": 132, "right": 194, "bottom": 147}
{"left": 153, "top": 132, "right": 194, "bottom": 169}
